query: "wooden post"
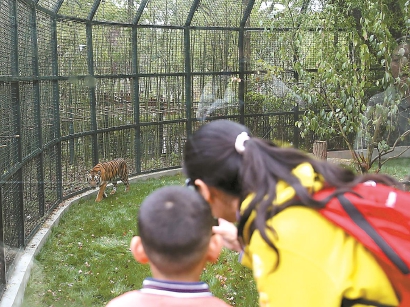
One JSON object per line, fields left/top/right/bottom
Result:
{"left": 313, "top": 140, "right": 327, "bottom": 160}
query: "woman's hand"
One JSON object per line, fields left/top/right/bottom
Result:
{"left": 212, "top": 218, "right": 242, "bottom": 252}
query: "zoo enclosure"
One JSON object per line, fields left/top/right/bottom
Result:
{"left": 0, "top": 0, "right": 350, "bottom": 296}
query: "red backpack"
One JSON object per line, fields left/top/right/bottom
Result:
{"left": 313, "top": 181, "right": 410, "bottom": 306}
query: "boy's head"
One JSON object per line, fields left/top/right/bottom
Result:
{"left": 130, "top": 185, "right": 221, "bottom": 276}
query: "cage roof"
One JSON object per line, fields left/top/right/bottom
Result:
{"left": 34, "top": 0, "right": 315, "bottom": 28}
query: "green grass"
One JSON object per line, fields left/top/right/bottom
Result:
{"left": 21, "top": 173, "right": 258, "bottom": 307}
{"left": 333, "top": 157, "right": 410, "bottom": 181}
{"left": 21, "top": 158, "right": 410, "bottom": 307}
{"left": 372, "top": 157, "right": 410, "bottom": 181}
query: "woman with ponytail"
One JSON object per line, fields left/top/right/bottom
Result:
{"left": 183, "top": 119, "right": 400, "bottom": 307}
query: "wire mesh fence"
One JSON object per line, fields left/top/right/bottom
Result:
{"left": 0, "top": 0, "right": 355, "bottom": 296}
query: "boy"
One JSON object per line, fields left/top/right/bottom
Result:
{"left": 106, "top": 185, "right": 232, "bottom": 307}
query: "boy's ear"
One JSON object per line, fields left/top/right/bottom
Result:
{"left": 194, "top": 179, "right": 211, "bottom": 202}
{"left": 206, "top": 234, "right": 223, "bottom": 264}
{"left": 130, "top": 236, "right": 149, "bottom": 264}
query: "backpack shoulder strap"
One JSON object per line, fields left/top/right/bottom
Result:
{"left": 341, "top": 297, "right": 396, "bottom": 307}
{"left": 336, "top": 194, "right": 409, "bottom": 274}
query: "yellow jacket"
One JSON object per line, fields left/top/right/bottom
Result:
{"left": 240, "top": 163, "right": 398, "bottom": 307}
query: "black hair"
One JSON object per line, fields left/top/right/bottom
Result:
{"left": 183, "top": 119, "right": 399, "bottom": 254}
{"left": 138, "top": 185, "right": 215, "bottom": 274}
{"left": 183, "top": 120, "right": 249, "bottom": 196}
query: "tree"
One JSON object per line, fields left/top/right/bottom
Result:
{"left": 261, "top": 0, "right": 410, "bottom": 173}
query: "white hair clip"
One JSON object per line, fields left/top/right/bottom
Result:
{"left": 235, "top": 132, "right": 250, "bottom": 154}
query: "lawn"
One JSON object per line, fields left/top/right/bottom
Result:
{"left": 371, "top": 157, "right": 410, "bottom": 181}
{"left": 21, "top": 158, "right": 410, "bottom": 307}
{"left": 21, "top": 173, "right": 258, "bottom": 307}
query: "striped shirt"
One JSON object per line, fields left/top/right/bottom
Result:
{"left": 140, "top": 278, "right": 214, "bottom": 297}
{"left": 105, "top": 278, "right": 233, "bottom": 307}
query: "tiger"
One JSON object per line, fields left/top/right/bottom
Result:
{"left": 87, "top": 158, "right": 130, "bottom": 202}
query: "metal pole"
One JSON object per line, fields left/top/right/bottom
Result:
{"left": 10, "top": 0, "right": 24, "bottom": 248}
{"left": 132, "top": 26, "right": 141, "bottom": 173}
{"left": 51, "top": 17, "right": 63, "bottom": 201}
{"left": 184, "top": 0, "right": 200, "bottom": 135}
{"left": 31, "top": 4, "right": 46, "bottom": 217}
{"left": 86, "top": 22, "right": 99, "bottom": 165}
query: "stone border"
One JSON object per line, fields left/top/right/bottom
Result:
{"left": 0, "top": 169, "right": 181, "bottom": 307}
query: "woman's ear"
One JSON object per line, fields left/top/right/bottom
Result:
{"left": 130, "top": 236, "right": 149, "bottom": 264}
{"left": 194, "top": 179, "right": 212, "bottom": 202}
{"left": 206, "top": 234, "right": 223, "bottom": 264}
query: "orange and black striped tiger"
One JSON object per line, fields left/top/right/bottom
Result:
{"left": 87, "top": 158, "right": 130, "bottom": 202}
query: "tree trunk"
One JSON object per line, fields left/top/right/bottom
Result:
{"left": 313, "top": 140, "right": 327, "bottom": 160}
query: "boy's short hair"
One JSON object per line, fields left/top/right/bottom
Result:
{"left": 138, "top": 185, "right": 215, "bottom": 274}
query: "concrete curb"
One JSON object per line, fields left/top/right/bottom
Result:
{"left": 0, "top": 169, "right": 181, "bottom": 307}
